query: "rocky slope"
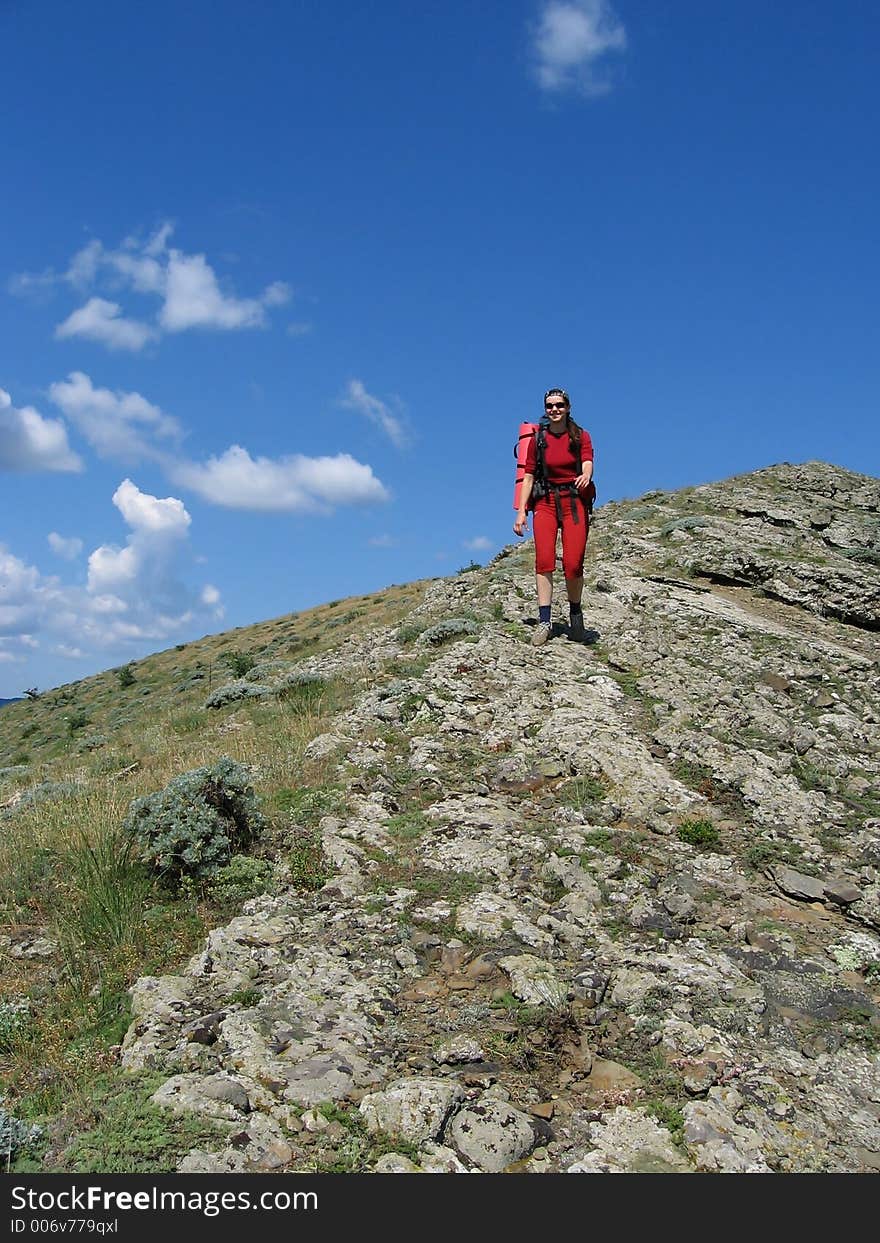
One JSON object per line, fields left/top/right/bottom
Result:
{"left": 120, "top": 461, "right": 880, "bottom": 1173}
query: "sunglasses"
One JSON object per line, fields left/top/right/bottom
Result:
{"left": 544, "top": 401, "right": 567, "bottom": 410}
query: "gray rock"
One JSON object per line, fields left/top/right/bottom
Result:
{"left": 498, "top": 955, "right": 568, "bottom": 1007}
{"left": 683, "top": 1097, "right": 773, "bottom": 1172}
{"left": 447, "top": 1099, "right": 537, "bottom": 1172}
{"left": 770, "top": 865, "right": 826, "bottom": 902}
{"left": 433, "top": 1035, "right": 487, "bottom": 1065}
{"left": 359, "top": 1078, "right": 464, "bottom": 1143}
{"left": 373, "top": 1153, "right": 422, "bottom": 1172}
{"left": 151, "top": 1074, "right": 248, "bottom": 1122}
{"left": 823, "top": 877, "right": 863, "bottom": 905}
{"left": 566, "top": 1106, "right": 693, "bottom": 1173}
{"left": 199, "top": 1075, "right": 251, "bottom": 1112}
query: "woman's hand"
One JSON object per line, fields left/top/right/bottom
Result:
{"left": 513, "top": 510, "right": 529, "bottom": 537}
{"left": 575, "top": 472, "right": 592, "bottom": 491}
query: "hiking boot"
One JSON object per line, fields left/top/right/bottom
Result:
{"left": 530, "top": 621, "right": 552, "bottom": 647}
{"left": 568, "top": 611, "right": 585, "bottom": 642}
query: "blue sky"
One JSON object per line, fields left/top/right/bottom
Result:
{"left": 2, "top": 0, "right": 878, "bottom": 697}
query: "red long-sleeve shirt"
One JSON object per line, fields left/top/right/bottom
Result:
{"left": 524, "top": 426, "right": 594, "bottom": 485}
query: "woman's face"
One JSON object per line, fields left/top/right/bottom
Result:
{"left": 544, "top": 393, "right": 569, "bottom": 427}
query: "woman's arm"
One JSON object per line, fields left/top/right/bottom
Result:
{"left": 513, "top": 473, "right": 534, "bottom": 535}
{"left": 575, "top": 458, "right": 593, "bottom": 490}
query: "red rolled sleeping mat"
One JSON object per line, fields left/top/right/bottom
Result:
{"left": 513, "top": 421, "right": 539, "bottom": 509}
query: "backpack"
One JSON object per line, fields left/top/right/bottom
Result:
{"left": 513, "top": 420, "right": 596, "bottom": 514}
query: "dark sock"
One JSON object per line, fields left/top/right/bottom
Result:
{"left": 539, "top": 605, "right": 551, "bottom": 624}
{"left": 569, "top": 602, "right": 582, "bottom": 616}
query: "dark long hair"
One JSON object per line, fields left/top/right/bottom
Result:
{"left": 566, "top": 416, "right": 584, "bottom": 459}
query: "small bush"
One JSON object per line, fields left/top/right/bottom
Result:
{"left": 843, "top": 547, "right": 880, "bottom": 566}
{"left": 78, "top": 734, "right": 108, "bottom": 753}
{"left": 288, "top": 824, "right": 331, "bottom": 891}
{"left": 1, "top": 780, "right": 79, "bottom": 818}
{"left": 743, "top": 839, "right": 807, "bottom": 872}
{"left": 245, "top": 659, "right": 292, "bottom": 683}
{"left": 174, "top": 671, "right": 206, "bottom": 693}
{"left": 677, "top": 819, "right": 721, "bottom": 849}
{"left": 386, "top": 811, "right": 429, "bottom": 841}
{"left": 117, "top": 665, "right": 136, "bottom": 689}
{"left": 223, "top": 649, "right": 257, "bottom": 677}
{"left": 205, "top": 854, "right": 274, "bottom": 907}
{"left": 560, "top": 776, "right": 607, "bottom": 810}
{"left": 0, "top": 1000, "right": 32, "bottom": 1052}
{"left": 123, "top": 757, "right": 265, "bottom": 882}
{"left": 0, "top": 1099, "right": 42, "bottom": 1164}
{"left": 644, "top": 1100, "right": 685, "bottom": 1147}
{"left": 396, "top": 621, "right": 428, "bottom": 644}
{"left": 204, "top": 679, "right": 271, "bottom": 709}
{"left": 660, "top": 517, "right": 708, "bottom": 537}
{"left": 66, "top": 711, "right": 90, "bottom": 735}
{"left": 0, "top": 765, "right": 28, "bottom": 780}
{"left": 418, "top": 618, "right": 479, "bottom": 646}
{"left": 274, "top": 785, "right": 346, "bottom": 825}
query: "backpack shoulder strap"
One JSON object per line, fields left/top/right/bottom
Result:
{"left": 535, "top": 422, "right": 547, "bottom": 477}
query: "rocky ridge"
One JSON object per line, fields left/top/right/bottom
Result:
{"left": 121, "top": 461, "right": 880, "bottom": 1173}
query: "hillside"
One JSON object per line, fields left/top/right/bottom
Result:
{"left": 2, "top": 459, "right": 879, "bottom": 1174}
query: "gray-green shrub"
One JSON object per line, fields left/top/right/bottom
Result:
{"left": 418, "top": 618, "right": 479, "bottom": 645}
{"left": 0, "top": 1099, "right": 41, "bottom": 1162}
{"left": 223, "top": 649, "right": 257, "bottom": 677}
{"left": 204, "top": 679, "right": 271, "bottom": 709}
{"left": 659, "top": 517, "right": 709, "bottom": 537}
{"left": 123, "top": 757, "right": 265, "bottom": 882}
{"left": 205, "top": 854, "right": 274, "bottom": 906}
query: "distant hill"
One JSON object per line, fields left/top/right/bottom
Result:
{"left": 0, "top": 698, "right": 22, "bottom": 709}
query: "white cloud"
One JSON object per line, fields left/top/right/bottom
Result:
{"left": 49, "top": 371, "right": 182, "bottom": 463}
{"left": 66, "top": 239, "right": 104, "bottom": 289}
{"left": 17, "top": 222, "right": 290, "bottom": 350}
{"left": 341, "top": 379, "right": 409, "bottom": 448}
{"left": 0, "top": 491, "right": 220, "bottom": 668}
{"left": 0, "top": 387, "right": 83, "bottom": 473}
{"left": 87, "top": 542, "right": 141, "bottom": 595}
{"left": 55, "top": 297, "right": 157, "bottom": 352}
{"left": 111, "top": 478, "right": 191, "bottom": 537}
{"left": 160, "top": 251, "right": 290, "bottom": 331}
{"left": 368, "top": 534, "right": 398, "bottom": 547}
{"left": 87, "top": 479, "right": 192, "bottom": 596}
{"left": 48, "top": 533, "right": 83, "bottom": 560}
{"left": 0, "top": 547, "right": 55, "bottom": 638}
{"left": 463, "top": 536, "right": 492, "bottom": 551}
{"left": 7, "top": 269, "right": 57, "bottom": 298}
{"left": 532, "top": 0, "right": 627, "bottom": 95}
{"left": 170, "top": 445, "right": 389, "bottom": 512}
{"left": 286, "top": 321, "right": 313, "bottom": 338}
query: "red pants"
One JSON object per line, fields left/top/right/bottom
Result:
{"left": 532, "top": 489, "right": 590, "bottom": 578}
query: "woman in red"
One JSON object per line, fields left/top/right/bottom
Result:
{"left": 513, "top": 388, "right": 594, "bottom": 646}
